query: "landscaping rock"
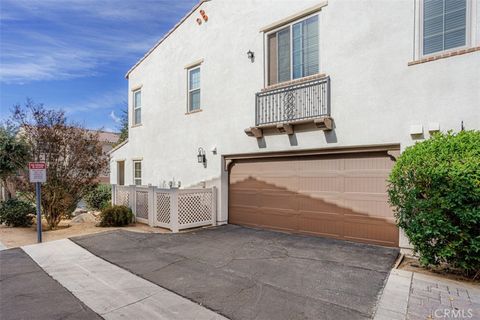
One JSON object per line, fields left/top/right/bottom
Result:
{"left": 72, "top": 208, "right": 88, "bottom": 217}
{"left": 71, "top": 212, "right": 97, "bottom": 224}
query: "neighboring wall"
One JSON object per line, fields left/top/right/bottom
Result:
{"left": 111, "top": 0, "right": 480, "bottom": 227}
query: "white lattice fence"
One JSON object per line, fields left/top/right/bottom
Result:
{"left": 135, "top": 189, "right": 149, "bottom": 223}
{"left": 178, "top": 190, "right": 214, "bottom": 229}
{"left": 155, "top": 191, "right": 171, "bottom": 228}
{"left": 115, "top": 187, "right": 130, "bottom": 207}
{"left": 112, "top": 184, "right": 216, "bottom": 231}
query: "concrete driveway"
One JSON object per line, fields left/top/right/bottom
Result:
{"left": 73, "top": 225, "right": 399, "bottom": 320}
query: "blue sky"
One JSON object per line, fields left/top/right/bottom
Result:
{"left": 0, "top": 0, "right": 197, "bottom": 132}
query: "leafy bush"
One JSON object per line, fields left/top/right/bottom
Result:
{"left": 84, "top": 184, "right": 111, "bottom": 211}
{"left": 98, "top": 205, "right": 133, "bottom": 227}
{"left": 388, "top": 130, "right": 480, "bottom": 274}
{"left": 0, "top": 198, "right": 35, "bottom": 227}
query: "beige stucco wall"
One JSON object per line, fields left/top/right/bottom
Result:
{"left": 111, "top": 0, "right": 480, "bottom": 247}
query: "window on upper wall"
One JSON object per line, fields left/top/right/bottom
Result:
{"left": 133, "top": 160, "right": 142, "bottom": 185}
{"left": 422, "top": 0, "right": 469, "bottom": 56}
{"left": 133, "top": 90, "right": 142, "bottom": 125}
{"left": 188, "top": 67, "right": 201, "bottom": 112}
{"left": 267, "top": 15, "right": 319, "bottom": 86}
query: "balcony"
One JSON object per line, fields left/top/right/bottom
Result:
{"left": 246, "top": 75, "right": 332, "bottom": 138}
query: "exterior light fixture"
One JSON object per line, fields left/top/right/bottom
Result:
{"left": 197, "top": 147, "right": 206, "bottom": 165}
{"left": 247, "top": 50, "right": 255, "bottom": 62}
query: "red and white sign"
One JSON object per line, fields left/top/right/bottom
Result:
{"left": 29, "top": 162, "right": 47, "bottom": 183}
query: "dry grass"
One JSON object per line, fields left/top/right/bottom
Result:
{"left": 0, "top": 219, "right": 168, "bottom": 249}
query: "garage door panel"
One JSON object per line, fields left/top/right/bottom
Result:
{"left": 229, "top": 151, "right": 399, "bottom": 247}
{"left": 298, "top": 211, "right": 343, "bottom": 238}
{"left": 298, "top": 176, "right": 343, "bottom": 193}
{"left": 229, "top": 190, "right": 259, "bottom": 208}
{"left": 343, "top": 198, "right": 394, "bottom": 218}
{"left": 298, "top": 194, "right": 344, "bottom": 213}
{"left": 343, "top": 220, "right": 398, "bottom": 247}
{"left": 259, "top": 191, "right": 298, "bottom": 211}
{"left": 344, "top": 176, "right": 390, "bottom": 193}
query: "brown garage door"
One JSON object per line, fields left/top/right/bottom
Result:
{"left": 229, "top": 151, "right": 399, "bottom": 247}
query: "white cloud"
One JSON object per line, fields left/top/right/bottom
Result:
{"left": 63, "top": 89, "right": 126, "bottom": 115}
{"left": 109, "top": 110, "right": 121, "bottom": 124}
{"left": 0, "top": 0, "right": 196, "bottom": 83}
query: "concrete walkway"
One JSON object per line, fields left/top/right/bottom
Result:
{"left": 0, "top": 248, "right": 101, "bottom": 320}
{"left": 374, "top": 268, "right": 480, "bottom": 320}
{"left": 22, "top": 239, "right": 226, "bottom": 320}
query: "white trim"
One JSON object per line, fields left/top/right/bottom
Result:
{"left": 132, "top": 89, "right": 142, "bottom": 126}
{"left": 417, "top": 0, "right": 474, "bottom": 59}
{"left": 259, "top": 1, "right": 327, "bottom": 33}
{"left": 133, "top": 160, "right": 142, "bottom": 186}
{"left": 184, "top": 59, "right": 204, "bottom": 69}
{"left": 187, "top": 66, "right": 201, "bottom": 112}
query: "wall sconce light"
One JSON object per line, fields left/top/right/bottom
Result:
{"left": 247, "top": 50, "right": 255, "bottom": 62}
{"left": 197, "top": 147, "right": 206, "bottom": 167}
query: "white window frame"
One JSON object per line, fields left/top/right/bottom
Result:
{"left": 265, "top": 12, "right": 321, "bottom": 86}
{"left": 187, "top": 66, "right": 201, "bottom": 112}
{"left": 133, "top": 89, "right": 142, "bottom": 126}
{"left": 417, "top": 0, "right": 475, "bottom": 59}
{"left": 133, "top": 160, "right": 142, "bottom": 186}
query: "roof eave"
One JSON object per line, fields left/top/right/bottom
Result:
{"left": 125, "top": 0, "right": 211, "bottom": 79}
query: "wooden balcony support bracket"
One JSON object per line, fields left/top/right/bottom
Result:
{"left": 276, "top": 123, "right": 294, "bottom": 135}
{"left": 244, "top": 127, "right": 263, "bottom": 138}
{"left": 314, "top": 116, "right": 334, "bottom": 131}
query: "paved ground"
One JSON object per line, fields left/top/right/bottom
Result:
{"left": 72, "top": 225, "right": 399, "bottom": 320}
{"left": 21, "top": 239, "right": 225, "bottom": 320}
{"left": 407, "top": 272, "right": 480, "bottom": 320}
{"left": 0, "top": 248, "right": 101, "bottom": 320}
{"left": 374, "top": 267, "right": 480, "bottom": 320}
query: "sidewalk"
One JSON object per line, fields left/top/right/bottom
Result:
{"left": 374, "top": 268, "right": 480, "bottom": 320}
{"left": 21, "top": 239, "right": 226, "bottom": 320}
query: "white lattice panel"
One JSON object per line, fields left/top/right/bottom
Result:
{"left": 155, "top": 192, "right": 171, "bottom": 224}
{"left": 116, "top": 188, "right": 130, "bottom": 207}
{"left": 178, "top": 191, "right": 213, "bottom": 225}
{"left": 135, "top": 190, "right": 149, "bottom": 220}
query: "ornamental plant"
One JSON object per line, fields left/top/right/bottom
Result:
{"left": 0, "top": 198, "right": 35, "bottom": 227}
{"left": 388, "top": 130, "right": 480, "bottom": 275}
{"left": 98, "top": 205, "right": 133, "bottom": 227}
{"left": 84, "top": 184, "right": 112, "bottom": 211}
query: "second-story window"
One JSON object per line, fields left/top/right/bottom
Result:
{"left": 133, "top": 89, "right": 142, "bottom": 125}
{"left": 133, "top": 160, "right": 142, "bottom": 185}
{"left": 268, "top": 15, "right": 319, "bottom": 85}
{"left": 422, "top": 0, "right": 468, "bottom": 55}
{"left": 188, "top": 67, "right": 201, "bottom": 111}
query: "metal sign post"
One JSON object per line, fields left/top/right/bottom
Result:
{"left": 35, "top": 182, "right": 42, "bottom": 243}
{"left": 29, "top": 162, "right": 47, "bottom": 243}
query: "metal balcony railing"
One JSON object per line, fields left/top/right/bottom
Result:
{"left": 255, "top": 76, "right": 330, "bottom": 126}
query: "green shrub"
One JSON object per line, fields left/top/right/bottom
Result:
{"left": 98, "top": 205, "right": 133, "bottom": 227}
{"left": 388, "top": 130, "right": 480, "bottom": 274}
{"left": 0, "top": 198, "right": 35, "bottom": 227}
{"left": 84, "top": 184, "right": 111, "bottom": 211}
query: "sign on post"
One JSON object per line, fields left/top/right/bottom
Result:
{"left": 29, "top": 162, "right": 47, "bottom": 183}
{"left": 29, "top": 162, "right": 46, "bottom": 243}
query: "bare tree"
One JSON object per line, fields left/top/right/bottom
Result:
{"left": 11, "top": 100, "right": 108, "bottom": 229}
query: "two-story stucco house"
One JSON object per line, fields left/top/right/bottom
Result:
{"left": 110, "top": 0, "right": 480, "bottom": 248}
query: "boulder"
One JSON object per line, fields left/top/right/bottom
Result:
{"left": 71, "top": 212, "right": 97, "bottom": 224}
